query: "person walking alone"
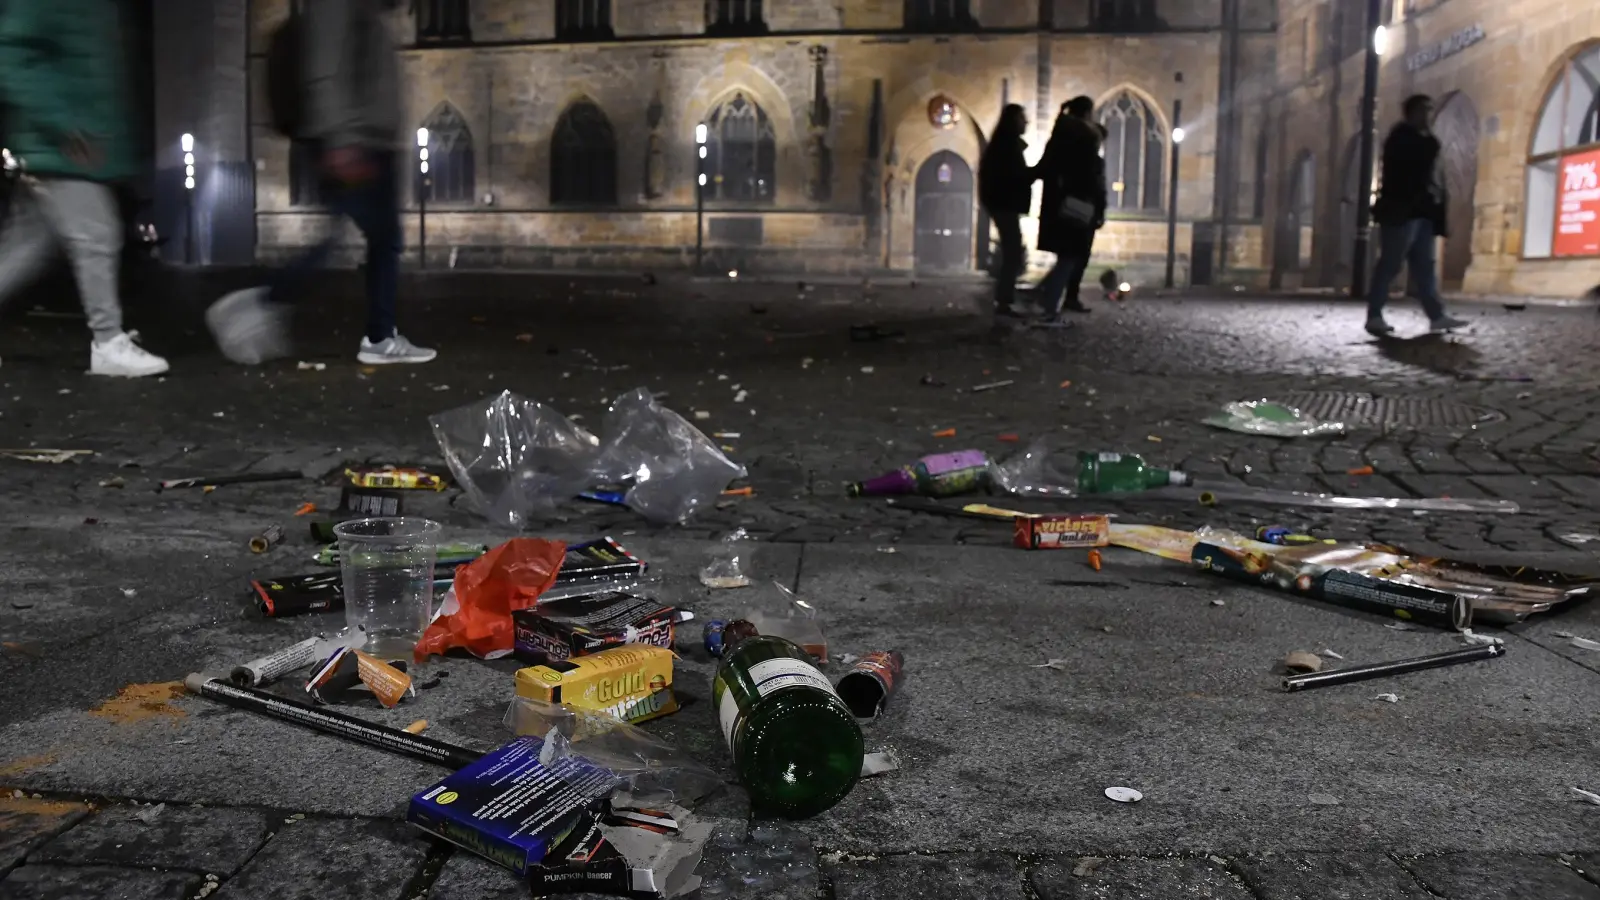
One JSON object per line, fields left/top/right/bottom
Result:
{"left": 1034, "top": 96, "right": 1107, "bottom": 324}
{"left": 1365, "top": 94, "right": 1467, "bottom": 336}
{"left": 979, "top": 104, "right": 1034, "bottom": 319}
{"left": 207, "top": 0, "right": 435, "bottom": 366}
{"left": 0, "top": 0, "right": 170, "bottom": 376}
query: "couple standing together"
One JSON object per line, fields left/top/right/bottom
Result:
{"left": 979, "top": 96, "right": 1106, "bottom": 325}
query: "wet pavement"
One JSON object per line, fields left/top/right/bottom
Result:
{"left": 0, "top": 270, "right": 1597, "bottom": 899}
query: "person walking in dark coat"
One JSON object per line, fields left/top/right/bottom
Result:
{"left": 979, "top": 104, "right": 1034, "bottom": 318}
{"left": 1035, "top": 96, "right": 1107, "bottom": 323}
{"left": 1365, "top": 94, "right": 1467, "bottom": 336}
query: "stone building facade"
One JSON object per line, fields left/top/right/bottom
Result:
{"left": 1264, "top": 0, "right": 1600, "bottom": 297}
{"left": 156, "top": 0, "right": 1278, "bottom": 281}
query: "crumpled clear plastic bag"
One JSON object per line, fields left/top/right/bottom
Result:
{"left": 505, "top": 696, "right": 724, "bottom": 809}
{"left": 992, "top": 440, "right": 1076, "bottom": 498}
{"left": 1203, "top": 400, "right": 1346, "bottom": 438}
{"left": 590, "top": 388, "right": 747, "bottom": 525}
{"left": 430, "top": 390, "right": 599, "bottom": 528}
{"left": 700, "top": 528, "right": 753, "bottom": 589}
{"left": 743, "top": 581, "right": 827, "bottom": 663}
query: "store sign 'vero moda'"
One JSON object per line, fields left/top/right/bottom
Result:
{"left": 1405, "top": 24, "right": 1486, "bottom": 73}
{"left": 1554, "top": 148, "right": 1600, "bottom": 258}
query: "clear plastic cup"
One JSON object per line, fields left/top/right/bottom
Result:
{"left": 332, "top": 517, "right": 441, "bottom": 658}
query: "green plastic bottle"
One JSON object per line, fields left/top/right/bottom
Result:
{"left": 1075, "top": 451, "right": 1191, "bottom": 493}
{"left": 712, "top": 635, "right": 864, "bottom": 819}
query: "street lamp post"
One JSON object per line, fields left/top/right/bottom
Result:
{"left": 417, "top": 127, "right": 430, "bottom": 270}
{"left": 695, "top": 123, "right": 708, "bottom": 274}
{"left": 181, "top": 133, "right": 195, "bottom": 265}
{"left": 1351, "top": 0, "right": 1386, "bottom": 298}
{"left": 1164, "top": 96, "right": 1185, "bottom": 289}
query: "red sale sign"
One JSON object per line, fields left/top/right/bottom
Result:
{"left": 1554, "top": 147, "right": 1600, "bottom": 258}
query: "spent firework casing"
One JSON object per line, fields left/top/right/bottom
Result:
{"left": 511, "top": 591, "right": 676, "bottom": 663}
{"left": 306, "top": 647, "right": 415, "bottom": 708}
{"left": 229, "top": 637, "right": 323, "bottom": 687}
{"left": 249, "top": 524, "right": 286, "bottom": 554}
{"left": 836, "top": 650, "right": 905, "bottom": 718}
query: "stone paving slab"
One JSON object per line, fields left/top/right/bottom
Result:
{"left": 32, "top": 803, "right": 272, "bottom": 876}
{"left": 212, "top": 817, "right": 429, "bottom": 900}
{"left": 0, "top": 864, "right": 204, "bottom": 900}
{"left": 1028, "top": 855, "right": 1255, "bottom": 899}
{"left": 0, "top": 796, "right": 90, "bottom": 873}
{"left": 1397, "top": 852, "right": 1600, "bottom": 900}
{"left": 1233, "top": 852, "right": 1434, "bottom": 899}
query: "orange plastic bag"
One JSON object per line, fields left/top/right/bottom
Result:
{"left": 414, "top": 538, "right": 567, "bottom": 661}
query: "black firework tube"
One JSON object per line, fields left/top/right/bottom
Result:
{"left": 836, "top": 650, "right": 905, "bottom": 718}
{"left": 1282, "top": 644, "right": 1506, "bottom": 693}
{"left": 184, "top": 675, "right": 481, "bottom": 769}
{"left": 160, "top": 470, "right": 305, "bottom": 491}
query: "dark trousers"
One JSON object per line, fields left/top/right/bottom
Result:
{"left": 991, "top": 211, "right": 1024, "bottom": 310}
{"left": 270, "top": 148, "right": 401, "bottom": 344}
{"left": 1038, "top": 226, "right": 1097, "bottom": 315}
{"left": 1367, "top": 218, "right": 1444, "bottom": 321}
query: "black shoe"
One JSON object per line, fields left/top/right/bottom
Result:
{"left": 1061, "top": 301, "right": 1092, "bottom": 314}
{"left": 996, "top": 306, "right": 1026, "bottom": 319}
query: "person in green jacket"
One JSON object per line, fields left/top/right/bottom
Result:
{"left": 0, "top": 0, "right": 169, "bottom": 376}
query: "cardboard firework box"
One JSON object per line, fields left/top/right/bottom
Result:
{"left": 513, "top": 591, "right": 677, "bottom": 663}
{"left": 1013, "top": 514, "right": 1111, "bottom": 550}
{"left": 514, "top": 645, "right": 679, "bottom": 725}
{"left": 408, "top": 736, "right": 620, "bottom": 878}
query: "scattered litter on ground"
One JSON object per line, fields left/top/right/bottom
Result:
{"left": 931, "top": 428, "right": 956, "bottom": 438}
{"left": 404, "top": 720, "right": 429, "bottom": 734}
{"left": 860, "top": 750, "right": 900, "bottom": 778}
{"left": 133, "top": 803, "right": 166, "bottom": 824}
{"left": 1283, "top": 652, "right": 1323, "bottom": 674}
{"left": 721, "top": 486, "right": 754, "bottom": 497}
{"left": 1073, "top": 857, "right": 1106, "bottom": 877}
{"left": 1574, "top": 788, "right": 1600, "bottom": 806}
{"left": 0, "top": 448, "right": 94, "bottom": 464}
{"left": 713, "top": 432, "right": 740, "bottom": 439}
{"left": 1460, "top": 629, "right": 1505, "bottom": 647}
{"left": 1211, "top": 599, "right": 1225, "bottom": 607}
{"left": 1031, "top": 659, "right": 1069, "bottom": 670}
{"left": 998, "top": 433, "right": 1020, "bottom": 442}
{"left": 1347, "top": 465, "right": 1376, "bottom": 476}
{"left": 969, "top": 380, "right": 1014, "bottom": 393}
{"left": 121, "top": 587, "right": 135, "bottom": 597}
{"left": 693, "top": 410, "right": 711, "bottom": 420}
{"left": 860, "top": 366, "right": 875, "bottom": 374}
{"left": 700, "top": 528, "right": 753, "bottom": 589}
{"left": 98, "top": 475, "right": 125, "bottom": 488}
{"left": 1385, "top": 622, "right": 1416, "bottom": 632}
{"left": 1087, "top": 549, "right": 1102, "bottom": 571}
{"left": 1204, "top": 400, "right": 1345, "bottom": 438}
{"left": 249, "top": 525, "right": 285, "bottom": 554}
{"left": 296, "top": 361, "right": 327, "bottom": 371}
{"left": 1015, "top": 514, "right": 1109, "bottom": 550}
{"left": 1320, "top": 649, "right": 1345, "bottom": 660}
{"left": 1104, "top": 787, "right": 1143, "bottom": 803}
{"left": 1559, "top": 533, "right": 1600, "bottom": 545}
{"left": 1059, "top": 380, "right": 1073, "bottom": 389}
{"left": 1373, "top": 693, "right": 1400, "bottom": 703}
{"left": 1308, "top": 793, "right": 1341, "bottom": 806}
{"left": 1284, "top": 645, "right": 1505, "bottom": 693}
{"left": 1569, "top": 636, "right": 1600, "bottom": 652}
{"left": 876, "top": 546, "right": 897, "bottom": 553}
{"left": 852, "top": 450, "right": 991, "bottom": 498}
{"left": 159, "top": 470, "right": 304, "bottom": 491}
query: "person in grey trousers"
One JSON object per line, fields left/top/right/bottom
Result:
{"left": 0, "top": 0, "right": 170, "bottom": 376}
{"left": 207, "top": 0, "right": 435, "bottom": 366}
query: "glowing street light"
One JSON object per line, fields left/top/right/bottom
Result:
{"left": 417, "top": 128, "right": 431, "bottom": 269}
{"left": 1373, "top": 24, "right": 1389, "bottom": 56}
{"left": 181, "top": 134, "right": 196, "bottom": 263}
{"left": 695, "top": 122, "right": 709, "bottom": 273}
{"left": 1171, "top": 126, "right": 1186, "bottom": 144}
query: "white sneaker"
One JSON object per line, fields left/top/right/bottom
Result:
{"left": 206, "top": 287, "right": 291, "bottom": 365}
{"left": 89, "top": 332, "right": 169, "bottom": 377}
{"left": 358, "top": 332, "right": 436, "bottom": 365}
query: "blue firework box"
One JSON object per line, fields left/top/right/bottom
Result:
{"left": 407, "top": 736, "right": 621, "bottom": 876}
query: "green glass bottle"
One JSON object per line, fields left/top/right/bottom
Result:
{"left": 1075, "top": 451, "right": 1192, "bottom": 493}
{"left": 713, "top": 635, "right": 864, "bottom": 819}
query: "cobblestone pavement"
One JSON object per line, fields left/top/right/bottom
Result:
{"left": 0, "top": 271, "right": 1598, "bottom": 899}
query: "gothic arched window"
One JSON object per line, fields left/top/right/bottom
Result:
{"left": 551, "top": 101, "right": 618, "bottom": 206}
{"left": 556, "top": 0, "right": 612, "bottom": 40}
{"left": 704, "top": 93, "right": 776, "bottom": 204}
{"left": 416, "top": 0, "right": 470, "bottom": 41}
{"left": 1098, "top": 91, "right": 1166, "bottom": 212}
{"left": 416, "top": 104, "right": 475, "bottom": 204}
{"left": 706, "top": 0, "right": 766, "bottom": 36}
{"left": 1524, "top": 44, "right": 1600, "bottom": 258}
{"left": 1093, "top": 0, "right": 1159, "bottom": 30}
{"left": 904, "top": 0, "right": 974, "bottom": 31}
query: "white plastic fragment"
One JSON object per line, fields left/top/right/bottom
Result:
{"left": 1104, "top": 786, "right": 1142, "bottom": 803}
{"left": 1373, "top": 693, "right": 1400, "bottom": 703}
{"left": 1573, "top": 787, "right": 1600, "bottom": 806}
{"left": 1571, "top": 637, "right": 1600, "bottom": 652}
{"left": 1030, "top": 659, "right": 1069, "bottom": 671}
{"left": 1384, "top": 622, "right": 1415, "bottom": 632}
{"left": 1308, "top": 793, "right": 1341, "bottom": 806}
{"left": 1320, "top": 649, "right": 1345, "bottom": 660}
{"left": 1459, "top": 629, "right": 1504, "bottom": 647}
{"left": 860, "top": 750, "right": 900, "bottom": 778}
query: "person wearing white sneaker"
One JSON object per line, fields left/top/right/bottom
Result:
{"left": 0, "top": 0, "right": 170, "bottom": 378}
{"left": 209, "top": 0, "right": 434, "bottom": 367}
{"left": 1364, "top": 95, "right": 1468, "bottom": 338}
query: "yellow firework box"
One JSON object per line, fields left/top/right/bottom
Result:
{"left": 514, "top": 645, "right": 678, "bottom": 725}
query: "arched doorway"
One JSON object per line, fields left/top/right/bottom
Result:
{"left": 914, "top": 150, "right": 974, "bottom": 271}
{"left": 1433, "top": 92, "right": 1480, "bottom": 288}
